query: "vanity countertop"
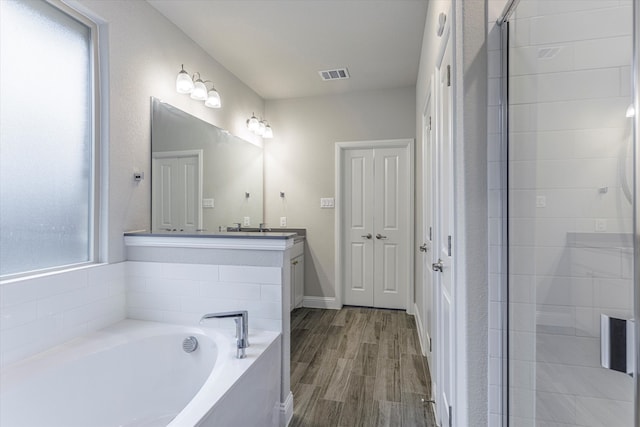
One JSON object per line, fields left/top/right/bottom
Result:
{"left": 124, "top": 231, "right": 299, "bottom": 239}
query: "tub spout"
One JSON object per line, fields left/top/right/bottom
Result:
{"left": 200, "top": 311, "right": 249, "bottom": 359}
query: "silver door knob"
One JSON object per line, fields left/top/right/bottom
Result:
{"left": 376, "top": 233, "right": 388, "bottom": 240}
{"left": 432, "top": 259, "right": 444, "bottom": 272}
{"left": 361, "top": 233, "right": 372, "bottom": 239}
{"left": 419, "top": 244, "right": 428, "bottom": 252}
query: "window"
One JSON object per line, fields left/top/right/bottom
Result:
{"left": 0, "top": 0, "right": 98, "bottom": 277}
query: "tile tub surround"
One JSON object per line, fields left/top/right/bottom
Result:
{"left": 123, "top": 232, "right": 299, "bottom": 426}
{"left": 0, "top": 263, "right": 126, "bottom": 368}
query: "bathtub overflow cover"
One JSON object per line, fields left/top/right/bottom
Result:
{"left": 182, "top": 336, "right": 199, "bottom": 353}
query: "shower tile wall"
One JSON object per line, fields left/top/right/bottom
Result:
{"left": 0, "top": 263, "right": 126, "bottom": 368}
{"left": 508, "top": 1, "right": 634, "bottom": 426}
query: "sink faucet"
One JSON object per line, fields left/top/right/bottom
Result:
{"left": 259, "top": 223, "right": 271, "bottom": 232}
{"left": 200, "top": 311, "right": 249, "bottom": 359}
{"left": 227, "top": 222, "right": 242, "bottom": 232}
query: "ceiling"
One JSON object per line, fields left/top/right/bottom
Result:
{"left": 147, "top": 0, "right": 428, "bottom": 100}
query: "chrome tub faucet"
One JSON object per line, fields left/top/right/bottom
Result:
{"left": 200, "top": 310, "right": 249, "bottom": 359}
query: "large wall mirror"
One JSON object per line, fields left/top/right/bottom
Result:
{"left": 150, "top": 97, "right": 263, "bottom": 232}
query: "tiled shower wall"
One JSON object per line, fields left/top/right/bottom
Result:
{"left": 508, "top": 1, "right": 634, "bottom": 426}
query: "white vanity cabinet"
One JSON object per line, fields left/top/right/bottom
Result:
{"left": 290, "top": 240, "right": 304, "bottom": 310}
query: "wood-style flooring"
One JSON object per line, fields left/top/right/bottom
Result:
{"left": 290, "top": 306, "right": 437, "bottom": 427}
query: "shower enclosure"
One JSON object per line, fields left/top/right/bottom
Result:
{"left": 500, "top": 0, "right": 638, "bottom": 425}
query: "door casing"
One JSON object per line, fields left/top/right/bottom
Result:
{"left": 335, "top": 139, "right": 415, "bottom": 311}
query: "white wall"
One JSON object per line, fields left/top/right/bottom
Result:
{"left": 264, "top": 87, "right": 416, "bottom": 301}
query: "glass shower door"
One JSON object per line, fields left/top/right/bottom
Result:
{"left": 507, "top": 0, "right": 637, "bottom": 425}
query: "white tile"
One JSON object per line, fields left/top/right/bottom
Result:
{"left": 489, "top": 329, "right": 501, "bottom": 358}
{"left": 126, "top": 261, "right": 164, "bottom": 278}
{"left": 575, "top": 396, "right": 633, "bottom": 427}
{"left": 509, "top": 44, "right": 575, "bottom": 77}
{"left": 127, "top": 307, "right": 167, "bottom": 323}
{"left": 574, "top": 35, "right": 632, "bottom": 71}
{"left": 535, "top": 391, "right": 576, "bottom": 424}
{"left": 536, "top": 333, "right": 600, "bottom": 368}
{"left": 595, "top": 278, "right": 633, "bottom": 310}
{"left": 219, "top": 265, "right": 281, "bottom": 284}
{"left": 0, "top": 301, "right": 38, "bottom": 330}
{"left": 530, "top": 6, "right": 631, "bottom": 46}
{"left": 149, "top": 278, "right": 200, "bottom": 296}
{"left": 162, "top": 263, "right": 219, "bottom": 281}
{"left": 570, "top": 247, "right": 622, "bottom": 278}
{"left": 127, "top": 291, "right": 181, "bottom": 311}
{"left": 510, "top": 68, "right": 619, "bottom": 105}
{"left": 488, "top": 50, "right": 501, "bottom": 78}
{"left": 509, "top": 274, "right": 534, "bottom": 303}
{"left": 260, "top": 284, "right": 282, "bottom": 302}
{"left": 509, "top": 302, "right": 535, "bottom": 332}
{"left": 201, "top": 281, "right": 262, "bottom": 300}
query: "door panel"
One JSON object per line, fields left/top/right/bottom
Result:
{"left": 344, "top": 149, "right": 375, "bottom": 306}
{"left": 374, "top": 148, "right": 408, "bottom": 309}
{"left": 435, "top": 37, "right": 453, "bottom": 427}
{"left": 152, "top": 152, "right": 201, "bottom": 232}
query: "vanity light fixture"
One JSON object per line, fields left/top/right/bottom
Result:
{"left": 246, "top": 114, "right": 274, "bottom": 138}
{"left": 263, "top": 124, "right": 273, "bottom": 139}
{"left": 176, "top": 65, "right": 222, "bottom": 108}
{"left": 246, "top": 113, "right": 260, "bottom": 132}
{"left": 176, "top": 64, "right": 194, "bottom": 94}
{"left": 205, "top": 85, "right": 221, "bottom": 108}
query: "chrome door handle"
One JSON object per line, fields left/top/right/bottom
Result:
{"left": 419, "top": 244, "right": 428, "bottom": 252}
{"left": 432, "top": 259, "right": 443, "bottom": 272}
{"left": 361, "top": 233, "right": 372, "bottom": 239}
{"left": 376, "top": 233, "right": 388, "bottom": 240}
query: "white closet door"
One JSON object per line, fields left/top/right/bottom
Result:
{"left": 372, "top": 147, "right": 408, "bottom": 309}
{"left": 343, "top": 149, "right": 375, "bottom": 307}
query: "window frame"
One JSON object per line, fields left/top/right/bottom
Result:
{"left": 0, "top": 0, "right": 102, "bottom": 280}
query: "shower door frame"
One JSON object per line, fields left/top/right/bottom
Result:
{"left": 497, "top": 0, "right": 640, "bottom": 425}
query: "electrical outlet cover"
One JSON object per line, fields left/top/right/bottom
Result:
{"left": 280, "top": 217, "right": 287, "bottom": 227}
{"left": 243, "top": 217, "right": 251, "bottom": 226}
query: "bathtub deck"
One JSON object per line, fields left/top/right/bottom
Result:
{"left": 290, "top": 306, "right": 437, "bottom": 427}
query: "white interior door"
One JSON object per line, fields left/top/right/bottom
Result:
{"left": 152, "top": 150, "right": 202, "bottom": 232}
{"left": 372, "top": 148, "right": 408, "bottom": 309}
{"left": 344, "top": 149, "right": 375, "bottom": 307}
{"left": 435, "top": 38, "right": 454, "bottom": 427}
{"left": 421, "top": 93, "right": 435, "bottom": 371}
{"left": 341, "top": 142, "right": 410, "bottom": 309}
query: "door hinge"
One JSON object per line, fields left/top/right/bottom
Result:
{"left": 428, "top": 116, "right": 432, "bottom": 131}
{"left": 449, "top": 406, "right": 453, "bottom": 427}
{"left": 429, "top": 337, "right": 432, "bottom": 352}
{"left": 429, "top": 226, "right": 432, "bottom": 241}
{"left": 447, "top": 235, "right": 452, "bottom": 256}
{"left": 446, "top": 65, "right": 451, "bottom": 87}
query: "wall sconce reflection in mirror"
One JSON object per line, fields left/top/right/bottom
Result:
{"left": 246, "top": 113, "right": 273, "bottom": 139}
{"left": 176, "top": 64, "right": 221, "bottom": 109}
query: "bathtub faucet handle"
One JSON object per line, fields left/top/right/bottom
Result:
{"left": 200, "top": 310, "right": 249, "bottom": 359}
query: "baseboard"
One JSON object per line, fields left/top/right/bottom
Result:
{"left": 302, "top": 296, "right": 342, "bottom": 310}
{"left": 413, "top": 303, "right": 428, "bottom": 356}
{"left": 280, "top": 391, "right": 294, "bottom": 427}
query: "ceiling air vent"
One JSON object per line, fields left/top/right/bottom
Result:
{"left": 319, "top": 68, "right": 350, "bottom": 81}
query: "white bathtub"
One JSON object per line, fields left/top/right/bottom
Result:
{"left": 0, "top": 320, "right": 282, "bottom": 427}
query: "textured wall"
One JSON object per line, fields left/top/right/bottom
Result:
{"left": 76, "top": 0, "right": 266, "bottom": 262}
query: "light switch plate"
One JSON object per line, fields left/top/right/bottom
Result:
{"left": 320, "top": 197, "right": 335, "bottom": 208}
{"left": 280, "top": 217, "right": 287, "bottom": 227}
{"left": 243, "top": 216, "right": 251, "bottom": 226}
{"left": 203, "top": 198, "right": 214, "bottom": 208}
